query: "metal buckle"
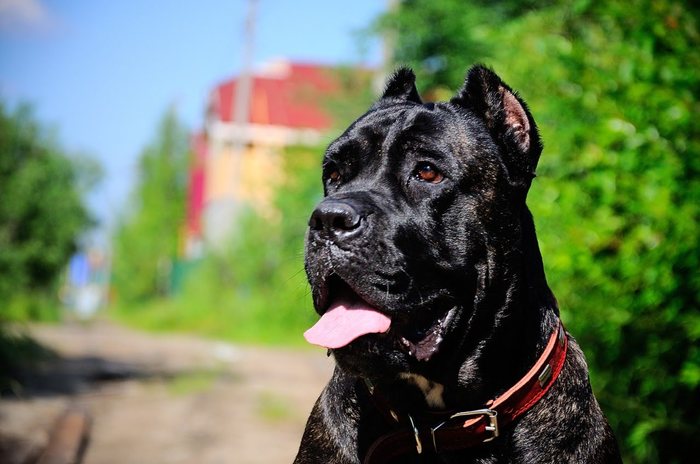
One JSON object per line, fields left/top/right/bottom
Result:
{"left": 408, "top": 414, "right": 423, "bottom": 454}
{"left": 538, "top": 364, "right": 553, "bottom": 388}
{"left": 430, "top": 408, "right": 499, "bottom": 451}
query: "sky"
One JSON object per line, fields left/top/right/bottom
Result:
{"left": 0, "top": 0, "right": 385, "bottom": 243}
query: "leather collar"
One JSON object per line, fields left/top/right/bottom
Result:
{"left": 362, "top": 321, "right": 568, "bottom": 463}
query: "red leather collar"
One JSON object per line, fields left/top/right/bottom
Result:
{"left": 363, "top": 321, "right": 568, "bottom": 463}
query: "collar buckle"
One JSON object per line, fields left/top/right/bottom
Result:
{"left": 430, "top": 408, "right": 499, "bottom": 451}
{"left": 407, "top": 414, "right": 423, "bottom": 454}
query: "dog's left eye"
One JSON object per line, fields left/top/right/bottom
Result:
{"left": 413, "top": 162, "right": 444, "bottom": 183}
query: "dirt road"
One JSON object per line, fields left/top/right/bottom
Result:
{"left": 1, "top": 321, "right": 334, "bottom": 464}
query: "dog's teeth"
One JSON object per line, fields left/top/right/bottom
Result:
{"left": 399, "top": 337, "right": 414, "bottom": 355}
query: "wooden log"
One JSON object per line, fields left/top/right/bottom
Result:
{"left": 35, "top": 408, "right": 90, "bottom": 464}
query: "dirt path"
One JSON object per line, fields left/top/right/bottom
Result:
{"left": 1, "top": 321, "right": 333, "bottom": 464}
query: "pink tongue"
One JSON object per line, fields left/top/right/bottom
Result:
{"left": 304, "top": 300, "right": 391, "bottom": 349}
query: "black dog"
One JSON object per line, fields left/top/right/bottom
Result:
{"left": 295, "top": 66, "right": 620, "bottom": 463}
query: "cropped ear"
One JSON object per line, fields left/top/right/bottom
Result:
{"left": 452, "top": 65, "right": 542, "bottom": 192}
{"left": 379, "top": 67, "right": 422, "bottom": 104}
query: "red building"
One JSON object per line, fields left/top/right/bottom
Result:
{"left": 184, "top": 60, "right": 348, "bottom": 255}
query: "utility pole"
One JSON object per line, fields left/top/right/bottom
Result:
{"left": 203, "top": 0, "right": 258, "bottom": 249}
{"left": 230, "top": 0, "right": 257, "bottom": 202}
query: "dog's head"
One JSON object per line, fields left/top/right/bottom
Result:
{"left": 304, "top": 66, "right": 543, "bottom": 381}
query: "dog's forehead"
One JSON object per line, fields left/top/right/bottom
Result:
{"left": 325, "top": 102, "right": 486, "bottom": 164}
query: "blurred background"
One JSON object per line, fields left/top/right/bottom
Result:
{"left": 0, "top": 1, "right": 698, "bottom": 463}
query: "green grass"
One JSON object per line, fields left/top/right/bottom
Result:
{"left": 3, "top": 292, "right": 62, "bottom": 323}
{"left": 166, "top": 369, "right": 223, "bottom": 396}
{"left": 109, "top": 294, "right": 315, "bottom": 347}
{"left": 257, "top": 391, "right": 294, "bottom": 422}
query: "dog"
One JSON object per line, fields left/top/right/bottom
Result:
{"left": 294, "top": 65, "right": 621, "bottom": 463}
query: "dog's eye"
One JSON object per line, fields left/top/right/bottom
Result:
{"left": 414, "top": 162, "right": 444, "bottom": 183}
{"left": 323, "top": 161, "right": 342, "bottom": 186}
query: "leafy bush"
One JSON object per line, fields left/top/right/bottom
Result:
{"left": 0, "top": 103, "right": 96, "bottom": 322}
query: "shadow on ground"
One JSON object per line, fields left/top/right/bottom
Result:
{"left": 0, "top": 322, "right": 332, "bottom": 464}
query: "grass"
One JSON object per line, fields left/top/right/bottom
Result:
{"left": 110, "top": 300, "right": 311, "bottom": 347}
{"left": 109, "top": 284, "right": 317, "bottom": 348}
{"left": 166, "top": 369, "right": 223, "bottom": 396}
{"left": 257, "top": 391, "right": 294, "bottom": 422}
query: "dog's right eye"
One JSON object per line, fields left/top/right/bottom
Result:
{"left": 413, "top": 162, "right": 444, "bottom": 184}
{"left": 324, "top": 162, "right": 342, "bottom": 187}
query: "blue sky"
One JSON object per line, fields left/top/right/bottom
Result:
{"left": 0, "top": 0, "right": 385, "bottom": 241}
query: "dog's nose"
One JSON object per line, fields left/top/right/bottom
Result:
{"left": 309, "top": 199, "right": 363, "bottom": 239}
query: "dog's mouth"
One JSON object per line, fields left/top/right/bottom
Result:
{"left": 398, "top": 304, "right": 458, "bottom": 362}
{"left": 304, "top": 275, "right": 391, "bottom": 349}
{"left": 304, "top": 275, "right": 456, "bottom": 362}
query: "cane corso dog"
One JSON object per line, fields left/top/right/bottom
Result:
{"left": 295, "top": 65, "right": 620, "bottom": 463}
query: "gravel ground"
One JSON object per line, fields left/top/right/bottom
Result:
{"left": 0, "top": 321, "right": 333, "bottom": 464}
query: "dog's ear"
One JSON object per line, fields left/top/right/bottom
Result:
{"left": 379, "top": 67, "right": 422, "bottom": 104}
{"left": 452, "top": 65, "right": 542, "bottom": 192}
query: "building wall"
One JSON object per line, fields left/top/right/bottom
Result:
{"left": 201, "top": 126, "right": 317, "bottom": 249}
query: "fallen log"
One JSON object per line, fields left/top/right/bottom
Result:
{"left": 35, "top": 407, "right": 90, "bottom": 464}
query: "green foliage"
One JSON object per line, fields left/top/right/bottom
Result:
{"left": 376, "top": 0, "right": 699, "bottom": 462}
{"left": 112, "top": 109, "right": 190, "bottom": 303}
{"left": 214, "top": 145, "right": 322, "bottom": 343}
{"left": 0, "top": 102, "right": 95, "bottom": 321}
{"left": 113, "top": 145, "right": 323, "bottom": 346}
{"left": 372, "top": 0, "right": 560, "bottom": 98}
{"left": 324, "top": 66, "right": 378, "bottom": 130}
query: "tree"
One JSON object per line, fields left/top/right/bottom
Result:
{"left": 167, "top": 145, "right": 324, "bottom": 344}
{"left": 0, "top": 102, "right": 96, "bottom": 320}
{"left": 112, "top": 109, "right": 189, "bottom": 303}
{"left": 375, "top": 1, "right": 699, "bottom": 462}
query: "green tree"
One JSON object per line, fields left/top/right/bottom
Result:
{"left": 375, "top": 1, "right": 699, "bottom": 462}
{"left": 113, "top": 144, "right": 324, "bottom": 345}
{"left": 0, "top": 102, "right": 96, "bottom": 320}
{"left": 112, "top": 109, "right": 189, "bottom": 303}
{"left": 179, "top": 145, "right": 323, "bottom": 344}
